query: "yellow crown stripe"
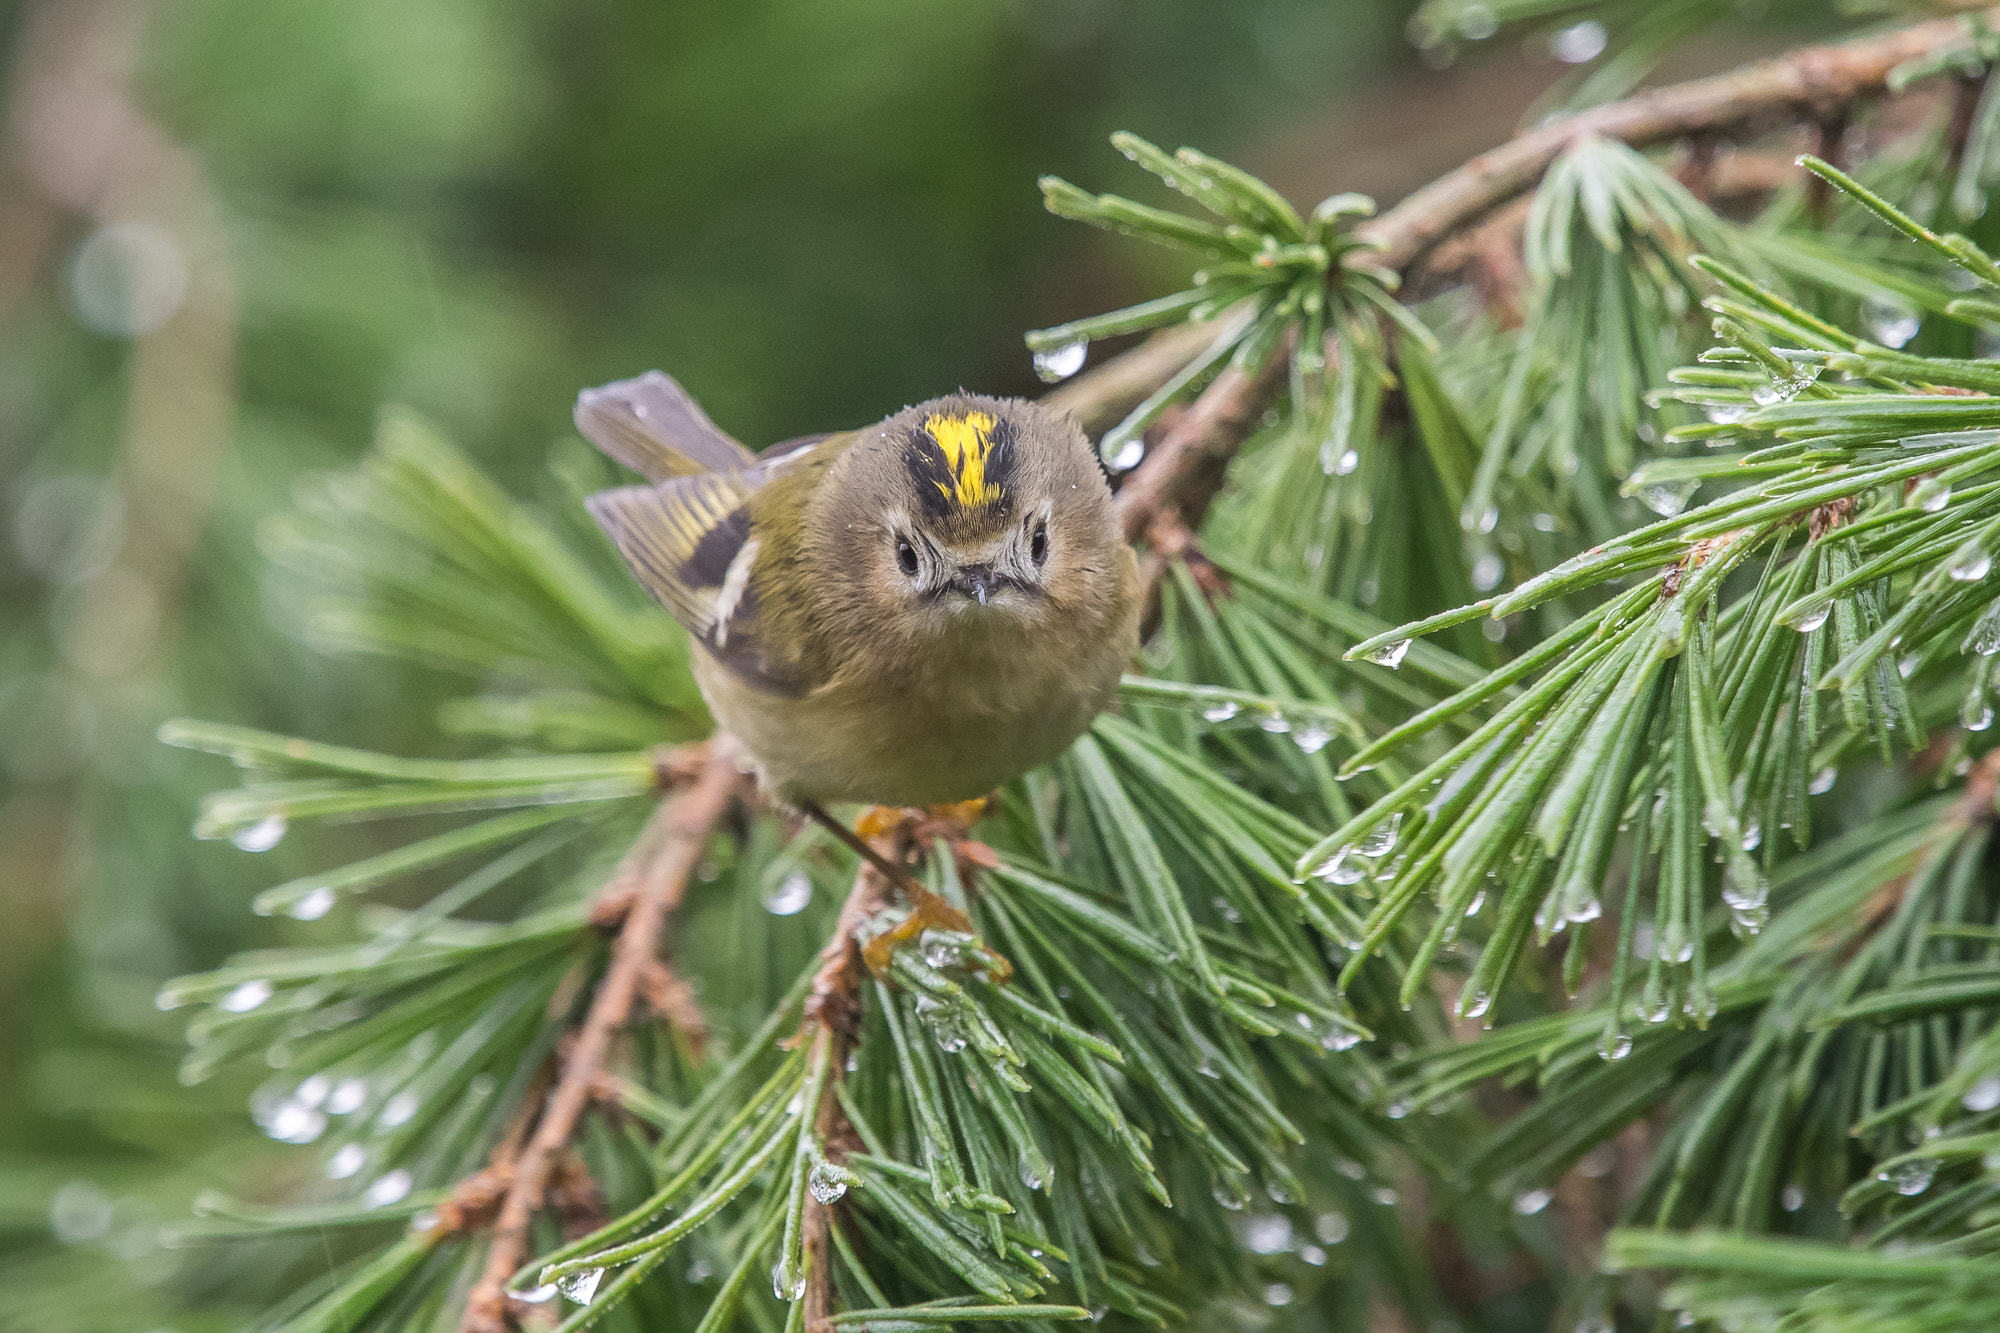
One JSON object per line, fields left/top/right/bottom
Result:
{"left": 925, "top": 410, "right": 1005, "bottom": 509}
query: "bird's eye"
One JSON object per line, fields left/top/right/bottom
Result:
{"left": 895, "top": 537, "right": 920, "bottom": 577}
{"left": 1030, "top": 523, "right": 1049, "bottom": 566}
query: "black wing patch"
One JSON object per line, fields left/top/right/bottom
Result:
{"left": 575, "top": 371, "right": 759, "bottom": 481}
{"left": 586, "top": 472, "right": 807, "bottom": 695}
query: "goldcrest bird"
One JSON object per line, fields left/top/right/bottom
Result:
{"left": 577, "top": 372, "right": 1141, "bottom": 811}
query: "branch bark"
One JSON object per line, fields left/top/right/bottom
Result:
{"left": 461, "top": 735, "right": 746, "bottom": 1333}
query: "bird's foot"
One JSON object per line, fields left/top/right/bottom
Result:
{"left": 848, "top": 799, "right": 1010, "bottom": 982}
{"left": 853, "top": 797, "right": 989, "bottom": 843}
{"left": 862, "top": 885, "right": 979, "bottom": 975}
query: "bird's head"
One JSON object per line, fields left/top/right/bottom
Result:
{"left": 816, "top": 394, "right": 1125, "bottom": 652}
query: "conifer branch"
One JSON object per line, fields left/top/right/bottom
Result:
{"left": 1057, "top": 11, "right": 1988, "bottom": 541}
{"left": 1361, "top": 13, "right": 1977, "bottom": 271}
{"left": 130, "top": 12, "right": 2000, "bottom": 1332}
{"left": 461, "top": 736, "right": 745, "bottom": 1333}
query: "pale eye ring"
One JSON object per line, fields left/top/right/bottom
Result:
{"left": 895, "top": 537, "right": 919, "bottom": 577}
{"left": 1029, "top": 523, "right": 1048, "bottom": 566}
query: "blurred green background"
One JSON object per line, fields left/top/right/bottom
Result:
{"left": 0, "top": 0, "right": 1817, "bottom": 1325}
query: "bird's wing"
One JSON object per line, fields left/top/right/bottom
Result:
{"left": 574, "top": 371, "right": 759, "bottom": 480}
{"left": 587, "top": 469, "right": 809, "bottom": 695}
{"left": 759, "top": 432, "right": 834, "bottom": 460}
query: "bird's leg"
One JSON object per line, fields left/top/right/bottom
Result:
{"left": 892, "top": 797, "right": 1011, "bottom": 981}
{"left": 801, "top": 801, "right": 1009, "bottom": 980}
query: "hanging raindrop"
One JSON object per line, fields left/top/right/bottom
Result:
{"left": 561, "top": 1268, "right": 607, "bottom": 1304}
{"left": 1031, "top": 339, "right": 1087, "bottom": 383}
{"left": 1512, "top": 1188, "right": 1552, "bottom": 1216}
{"left": 264, "top": 1101, "right": 326, "bottom": 1144}
{"left": 231, "top": 814, "right": 287, "bottom": 852}
{"left": 327, "top": 1078, "right": 368, "bottom": 1115}
{"left": 762, "top": 870, "right": 813, "bottom": 916}
{"left": 1638, "top": 482, "right": 1696, "bottom": 517}
{"left": 1961, "top": 693, "right": 1994, "bottom": 732}
{"left": 1362, "top": 639, "right": 1411, "bottom": 668}
{"left": 807, "top": 1160, "right": 850, "bottom": 1204}
{"left": 1292, "top": 723, "right": 1332, "bottom": 754}
{"left": 1723, "top": 864, "right": 1769, "bottom": 914}
{"left": 1357, "top": 813, "right": 1401, "bottom": 858}
{"left": 221, "top": 980, "right": 273, "bottom": 1013}
{"left": 1962, "top": 1075, "right": 2000, "bottom": 1112}
{"left": 289, "top": 886, "right": 336, "bottom": 921}
{"left": 1913, "top": 478, "right": 1952, "bottom": 512}
{"left": 1315, "top": 848, "right": 1365, "bottom": 885}
{"left": 1948, "top": 544, "right": 1992, "bottom": 582}
{"left": 1863, "top": 295, "right": 1920, "bottom": 349}
{"left": 1881, "top": 1160, "right": 1936, "bottom": 1196}
{"left": 327, "top": 1143, "right": 367, "bottom": 1179}
{"left": 1551, "top": 19, "right": 1607, "bottom": 63}
{"left": 365, "top": 1169, "right": 412, "bottom": 1207}
{"left": 1965, "top": 603, "right": 2000, "bottom": 655}
{"left": 1564, "top": 893, "right": 1603, "bottom": 924}
{"left": 1242, "top": 1214, "right": 1293, "bottom": 1254}
{"left": 378, "top": 1090, "right": 419, "bottom": 1129}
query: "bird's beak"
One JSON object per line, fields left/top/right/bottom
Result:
{"left": 950, "top": 564, "right": 1001, "bottom": 605}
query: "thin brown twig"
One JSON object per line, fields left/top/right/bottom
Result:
{"left": 804, "top": 837, "right": 902, "bottom": 1045}
{"left": 793, "top": 813, "right": 1010, "bottom": 1329}
{"left": 801, "top": 1021, "right": 851, "bottom": 1333}
{"left": 800, "top": 832, "right": 904, "bottom": 1333}
{"left": 460, "top": 735, "right": 746, "bottom": 1333}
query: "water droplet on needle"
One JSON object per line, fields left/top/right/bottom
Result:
{"left": 1032, "top": 339, "right": 1087, "bottom": 383}
{"left": 231, "top": 815, "right": 287, "bottom": 852}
